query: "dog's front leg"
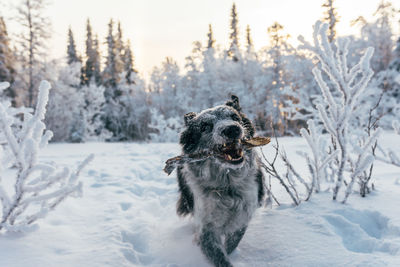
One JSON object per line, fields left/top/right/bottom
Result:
{"left": 225, "top": 226, "right": 247, "bottom": 254}
{"left": 199, "top": 227, "right": 233, "bottom": 267}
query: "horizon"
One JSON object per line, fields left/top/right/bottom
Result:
{"left": 1, "top": 0, "right": 399, "bottom": 77}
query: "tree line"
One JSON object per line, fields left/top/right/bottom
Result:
{"left": 0, "top": 0, "right": 399, "bottom": 142}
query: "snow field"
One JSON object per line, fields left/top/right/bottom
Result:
{"left": 0, "top": 134, "right": 399, "bottom": 266}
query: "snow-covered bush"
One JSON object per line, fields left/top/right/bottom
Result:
{"left": 104, "top": 73, "right": 150, "bottom": 141}
{"left": 299, "top": 120, "right": 339, "bottom": 192}
{"left": 149, "top": 109, "right": 182, "bottom": 142}
{"left": 45, "top": 62, "right": 84, "bottom": 142}
{"left": 0, "top": 81, "right": 93, "bottom": 233}
{"left": 81, "top": 82, "right": 112, "bottom": 142}
{"left": 300, "top": 22, "right": 380, "bottom": 203}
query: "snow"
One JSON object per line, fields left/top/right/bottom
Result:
{"left": 1, "top": 134, "right": 400, "bottom": 266}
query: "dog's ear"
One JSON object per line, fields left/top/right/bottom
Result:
{"left": 184, "top": 112, "right": 197, "bottom": 126}
{"left": 225, "top": 94, "right": 241, "bottom": 112}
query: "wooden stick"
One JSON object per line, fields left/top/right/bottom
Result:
{"left": 163, "top": 137, "right": 271, "bottom": 175}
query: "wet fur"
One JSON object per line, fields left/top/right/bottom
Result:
{"left": 176, "top": 96, "right": 265, "bottom": 267}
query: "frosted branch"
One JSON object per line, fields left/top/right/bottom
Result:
{"left": 0, "top": 81, "right": 93, "bottom": 233}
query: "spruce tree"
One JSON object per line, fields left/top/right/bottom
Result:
{"left": 103, "top": 19, "right": 118, "bottom": 96}
{"left": 207, "top": 24, "right": 215, "bottom": 49}
{"left": 228, "top": 3, "right": 240, "bottom": 61}
{"left": 322, "top": 0, "right": 339, "bottom": 43}
{"left": 66, "top": 27, "right": 81, "bottom": 65}
{"left": 92, "top": 34, "right": 102, "bottom": 85}
{"left": 115, "top": 21, "right": 125, "bottom": 76}
{"left": 123, "top": 40, "right": 137, "bottom": 84}
{"left": 245, "top": 25, "right": 253, "bottom": 53}
{"left": 82, "top": 19, "right": 93, "bottom": 85}
{"left": 0, "top": 16, "right": 16, "bottom": 104}
{"left": 82, "top": 20, "right": 101, "bottom": 86}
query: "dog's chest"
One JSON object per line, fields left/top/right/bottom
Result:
{"left": 189, "top": 166, "right": 259, "bottom": 231}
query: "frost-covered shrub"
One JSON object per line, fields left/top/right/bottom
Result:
{"left": 104, "top": 74, "right": 150, "bottom": 141}
{"left": 45, "top": 63, "right": 84, "bottom": 142}
{"left": 81, "top": 82, "right": 112, "bottom": 142}
{"left": 149, "top": 109, "right": 182, "bottom": 142}
{"left": 0, "top": 81, "right": 93, "bottom": 233}
{"left": 299, "top": 22, "right": 380, "bottom": 203}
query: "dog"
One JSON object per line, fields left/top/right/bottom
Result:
{"left": 176, "top": 95, "right": 265, "bottom": 267}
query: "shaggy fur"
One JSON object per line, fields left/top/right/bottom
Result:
{"left": 176, "top": 95, "right": 265, "bottom": 267}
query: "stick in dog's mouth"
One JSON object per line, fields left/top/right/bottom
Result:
{"left": 218, "top": 141, "right": 244, "bottom": 164}
{"left": 163, "top": 136, "right": 271, "bottom": 175}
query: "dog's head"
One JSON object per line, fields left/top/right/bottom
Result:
{"left": 180, "top": 95, "right": 255, "bottom": 166}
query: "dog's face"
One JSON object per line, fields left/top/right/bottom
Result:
{"left": 180, "top": 95, "right": 255, "bottom": 166}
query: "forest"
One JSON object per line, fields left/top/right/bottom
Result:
{"left": 0, "top": 0, "right": 398, "bottom": 143}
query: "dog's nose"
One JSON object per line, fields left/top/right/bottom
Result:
{"left": 222, "top": 125, "right": 241, "bottom": 139}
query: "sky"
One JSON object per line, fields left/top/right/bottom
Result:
{"left": 1, "top": 0, "right": 399, "bottom": 76}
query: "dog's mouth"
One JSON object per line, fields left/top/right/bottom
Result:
{"left": 217, "top": 140, "right": 244, "bottom": 165}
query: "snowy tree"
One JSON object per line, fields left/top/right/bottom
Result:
{"left": 103, "top": 19, "right": 123, "bottom": 97}
{"left": 0, "top": 16, "right": 16, "bottom": 105}
{"left": 81, "top": 82, "right": 112, "bottom": 142}
{"left": 14, "top": 0, "right": 51, "bottom": 108}
{"left": 67, "top": 27, "right": 81, "bottom": 65}
{"left": 207, "top": 24, "right": 215, "bottom": 49}
{"left": 82, "top": 19, "right": 101, "bottom": 86}
{"left": 122, "top": 40, "right": 137, "bottom": 84}
{"left": 113, "top": 21, "right": 126, "bottom": 84}
{"left": 227, "top": 3, "right": 240, "bottom": 62}
{"left": 0, "top": 81, "right": 93, "bottom": 233}
{"left": 259, "top": 22, "right": 292, "bottom": 134}
{"left": 245, "top": 25, "right": 256, "bottom": 57}
{"left": 45, "top": 63, "right": 84, "bottom": 142}
{"left": 352, "top": 0, "right": 395, "bottom": 73}
{"left": 149, "top": 109, "right": 182, "bottom": 142}
{"left": 322, "top": 0, "right": 339, "bottom": 43}
{"left": 106, "top": 73, "right": 150, "bottom": 141}
{"left": 150, "top": 57, "right": 184, "bottom": 119}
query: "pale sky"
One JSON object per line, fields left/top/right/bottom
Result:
{"left": 1, "top": 0, "right": 399, "bottom": 76}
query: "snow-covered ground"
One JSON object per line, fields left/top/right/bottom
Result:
{"left": 0, "top": 133, "right": 399, "bottom": 267}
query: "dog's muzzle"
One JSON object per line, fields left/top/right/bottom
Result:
{"left": 217, "top": 140, "right": 244, "bottom": 165}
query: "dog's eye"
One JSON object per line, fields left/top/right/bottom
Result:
{"left": 201, "top": 122, "right": 213, "bottom": 132}
{"left": 231, "top": 114, "right": 241, "bottom": 121}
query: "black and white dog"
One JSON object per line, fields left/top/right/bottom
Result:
{"left": 176, "top": 95, "right": 265, "bottom": 267}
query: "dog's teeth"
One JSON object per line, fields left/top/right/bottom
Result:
{"left": 240, "top": 151, "right": 244, "bottom": 157}
{"left": 227, "top": 155, "right": 232, "bottom": 161}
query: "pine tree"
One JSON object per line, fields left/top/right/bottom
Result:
{"left": 123, "top": 40, "right": 137, "bottom": 84}
{"left": 115, "top": 22, "right": 125, "bottom": 73}
{"left": 82, "top": 19, "right": 101, "bottom": 85}
{"left": 228, "top": 3, "right": 240, "bottom": 61}
{"left": 66, "top": 27, "right": 81, "bottom": 65}
{"left": 245, "top": 25, "right": 254, "bottom": 54}
{"left": 322, "top": 0, "right": 339, "bottom": 43}
{"left": 92, "top": 34, "right": 102, "bottom": 85}
{"left": 103, "top": 19, "right": 119, "bottom": 95}
{"left": 207, "top": 24, "right": 215, "bottom": 49}
{"left": 0, "top": 16, "right": 16, "bottom": 104}
{"left": 15, "top": 0, "right": 51, "bottom": 107}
